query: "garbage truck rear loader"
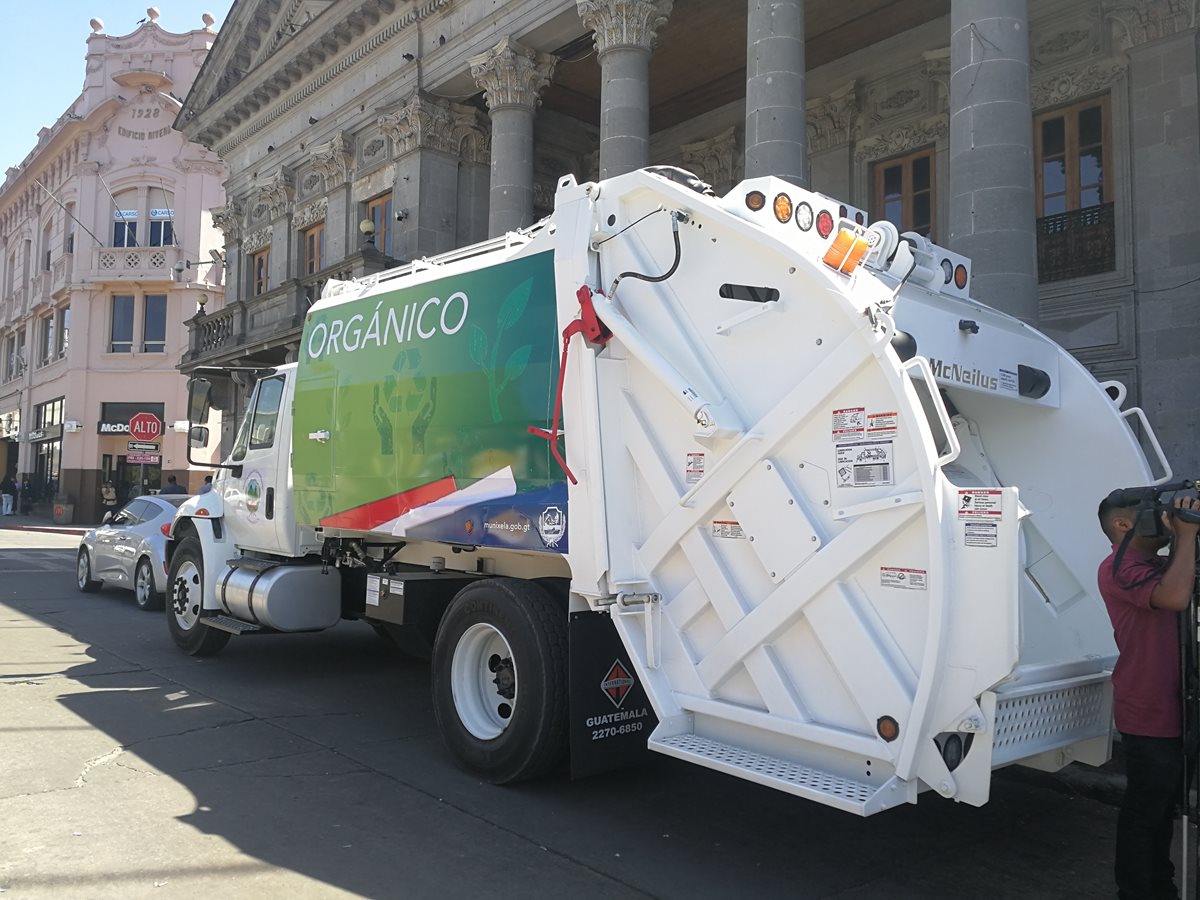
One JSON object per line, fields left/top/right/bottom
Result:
{"left": 169, "top": 168, "right": 1166, "bottom": 815}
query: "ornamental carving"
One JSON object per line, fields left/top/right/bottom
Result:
{"left": 210, "top": 201, "right": 243, "bottom": 241}
{"left": 363, "top": 138, "right": 387, "bottom": 160}
{"left": 293, "top": 197, "right": 328, "bottom": 230}
{"left": 303, "top": 172, "right": 322, "bottom": 193}
{"left": 243, "top": 227, "right": 271, "bottom": 253}
{"left": 1036, "top": 28, "right": 1092, "bottom": 59}
{"left": 1104, "top": 0, "right": 1192, "bottom": 50}
{"left": 921, "top": 49, "right": 950, "bottom": 113}
{"left": 379, "top": 92, "right": 460, "bottom": 156}
{"left": 468, "top": 36, "right": 557, "bottom": 111}
{"left": 576, "top": 0, "right": 673, "bottom": 54}
{"left": 807, "top": 81, "right": 860, "bottom": 154}
{"left": 310, "top": 131, "right": 353, "bottom": 185}
{"left": 252, "top": 170, "right": 294, "bottom": 220}
{"left": 680, "top": 127, "right": 738, "bottom": 195}
{"left": 1032, "top": 60, "right": 1125, "bottom": 109}
{"left": 855, "top": 116, "right": 948, "bottom": 163}
{"left": 879, "top": 88, "right": 920, "bottom": 112}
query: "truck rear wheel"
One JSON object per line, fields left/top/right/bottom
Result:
{"left": 166, "top": 536, "right": 230, "bottom": 657}
{"left": 431, "top": 578, "right": 567, "bottom": 783}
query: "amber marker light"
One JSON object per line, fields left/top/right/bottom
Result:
{"left": 745, "top": 191, "right": 766, "bottom": 211}
{"left": 877, "top": 715, "right": 900, "bottom": 742}
{"left": 815, "top": 210, "right": 835, "bottom": 239}
{"left": 954, "top": 264, "right": 969, "bottom": 290}
{"left": 822, "top": 228, "right": 871, "bottom": 275}
{"left": 773, "top": 193, "right": 793, "bottom": 223}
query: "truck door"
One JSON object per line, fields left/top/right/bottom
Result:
{"left": 224, "top": 374, "right": 289, "bottom": 555}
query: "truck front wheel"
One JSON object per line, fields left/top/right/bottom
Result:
{"left": 431, "top": 578, "right": 567, "bottom": 783}
{"left": 166, "top": 536, "right": 230, "bottom": 657}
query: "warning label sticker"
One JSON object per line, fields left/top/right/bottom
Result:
{"left": 881, "top": 567, "right": 927, "bottom": 590}
{"left": 964, "top": 521, "right": 999, "bottom": 548}
{"left": 958, "top": 489, "right": 1003, "bottom": 519}
{"left": 867, "top": 411, "right": 898, "bottom": 439}
{"left": 836, "top": 441, "right": 894, "bottom": 487}
{"left": 832, "top": 407, "right": 866, "bottom": 443}
{"left": 686, "top": 452, "right": 705, "bottom": 484}
{"left": 711, "top": 520, "right": 745, "bottom": 539}
{"left": 999, "top": 369, "right": 1019, "bottom": 393}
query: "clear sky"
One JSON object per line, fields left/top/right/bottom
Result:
{"left": 0, "top": 2, "right": 236, "bottom": 173}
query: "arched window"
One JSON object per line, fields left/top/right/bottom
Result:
{"left": 112, "top": 190, "right": 138, "bottom": 247}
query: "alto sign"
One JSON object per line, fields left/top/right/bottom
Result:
{"left": 130, "top": 413, "right": 163, "bottom": 443}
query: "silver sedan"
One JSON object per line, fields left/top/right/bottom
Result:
{"left": 76, "top": 495, "right": 189, "bottom": 610}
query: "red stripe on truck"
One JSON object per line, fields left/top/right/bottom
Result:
{"left": 318, "top": 475, "right": 459, "bottom": 530}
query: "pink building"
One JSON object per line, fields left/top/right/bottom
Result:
{"left": 0, "top": 10, "right": 226, "bottom": 523}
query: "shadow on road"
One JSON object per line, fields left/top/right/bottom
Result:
{"left": 1, "top": 548, "right": 1118, "bottom": 898}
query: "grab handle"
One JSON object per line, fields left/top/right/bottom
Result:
{"left": 1121, "top": 406, "right": 1173, "bottom": 485}
{"left": 903, "top": 357, "right": 961, "bottom": 467}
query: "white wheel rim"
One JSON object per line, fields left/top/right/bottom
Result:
{"left": 77, "top": 552, "right": 90, "bottom": 588}
{"left": 171, "top": 560, "right": 202, "bottom": 631}
{"left": 451, "top": 623, "right": 517, "bottom": 740}
{"left": 136, "top": 563, "right": 152, "bottom": 604}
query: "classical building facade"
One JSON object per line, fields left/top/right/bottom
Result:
{"left": 179, "top": 0, "right": 1200, "bottom": 471}
{"left": 0, "top": 11, "right": 227, "bottom": 522}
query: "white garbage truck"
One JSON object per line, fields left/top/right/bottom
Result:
{"left": 161, "top": 167, "right": 1168, "bottom": 815}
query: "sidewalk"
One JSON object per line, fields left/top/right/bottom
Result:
{"left": 0, "top": 506, "right": 92, "bottom": 536}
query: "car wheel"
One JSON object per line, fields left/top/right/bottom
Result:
{"left": 431, "top": 578, "right": 567, "bottom": 784}
{"left": 76, "top": 548, "right": 101, "bottom": 593}
{"left": 166, "top": 536, "right": 229, "bottom": 656}
{"left": 134, "top": 557, "right": 163, "bottom": 611}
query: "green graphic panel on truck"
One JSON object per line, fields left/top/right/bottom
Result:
{"left": 293, "top": 251, "right": 560, "bottom": 537}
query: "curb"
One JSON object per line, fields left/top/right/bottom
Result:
{"left": 0, "top": 523, "right": 90, "bottom": 537}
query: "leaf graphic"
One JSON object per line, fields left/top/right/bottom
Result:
{"left": 383, "top": 374, "right": 396, "bottom": 397}
{"left": 503, "top": 344, "right": 532, "bottom": 387}
{"left": 413, "top": 375, "right": 428, "bottom": 392}
{"left": 388, "top": 397, "right": 401, "bottom": 413}
{"left": 406, "top": 393, "right": 422, "bottom": 413}
{"left": 392, "top": 351, "right": 406, "bottom": 373}
{"left": 498, "top": 278, "right": 533, "bottom": 333}
{"left": 408, "top": 348, "right": 421, "bottom": 369}
{"left": 469, "top": 325, "right": 488, "bottom": 367}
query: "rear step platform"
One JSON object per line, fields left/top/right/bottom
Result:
{"left": 649, "top": 733, "right": 906, "bottom": 816}
{"left": 202, "top": 615, "right": 268, "bottom": 635}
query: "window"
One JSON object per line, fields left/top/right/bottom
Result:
{"left": 35, "top": 397, "right": 64, "bottom": 429}
{"left": 302, "top": 222, "right": 325, "bottom": 275}
{"left": 873, "top": 147, "right": 935, "bottom": 240}
{"left": 232, "top": 376, "right": 285, "bottom": 461}
{"left": 4, "top": 329, "right": 24, "bottom": 382}
{"left": 113, "top": 215, "right": 138, "bottom": 248}
{"left": 41, "top": 222, "right": 52, "bottom": 271}
{"left": 110, "top": 295, "right": 135, "bottom": 353}
{"left": 1034, "top": 96, "right": 1114, "bottom": 282}
{"left": 366, "top": 192, "right": 393, "bottom": 255}
{"left": 251, "top": 248, "right": 270, "bottom": 296}
{"left": 149, "top": 219, "right": 174, "bottom": 248}
{"left": 63, "top": 204, "right": 75, "bottom": 254}
{"left": 38, "top": 316, "right": 55, "bottom": 367}
{"left": 6, "top": 251, "right": 15, "bottom": 295}
{"left": 143, "top": 295, "right": 166, "bottom": 353}
{"left": 56, "top": 306, "right": 69, "bottom": 358}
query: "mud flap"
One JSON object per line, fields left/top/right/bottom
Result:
{"left": 569, "top": 610, "right": 658, "bottom": 779}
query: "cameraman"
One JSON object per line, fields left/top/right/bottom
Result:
{"left": 1098, "top": 492, "right": 1200, "bottom": 900}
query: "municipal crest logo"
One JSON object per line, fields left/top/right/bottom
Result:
{"left": 600, "top": 659, "right": 635, "bottom": 709}
{"left": 538, "top": 505, "right": 566, "bottom": 547}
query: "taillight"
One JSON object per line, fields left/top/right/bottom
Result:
{"left": 160, "top": 523, "right": 171, "bottom": 537}
{"left": 815, "top": 210, "right": 834, "bottom": 239}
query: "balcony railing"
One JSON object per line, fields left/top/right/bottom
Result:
{"left": 1037, "top": 202, "right": 1116, "bottom": 284}
{"left": 195, "top": 304, "right": 240, "bottom": 356}
{"left": 91, "top": 245, "right": 180, "bottom": 280}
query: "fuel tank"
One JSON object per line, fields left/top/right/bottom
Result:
{"left": 217, "top": 563, "right": 341, "bottom": 632}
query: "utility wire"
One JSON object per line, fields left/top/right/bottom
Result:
{"left": 33, "top": 180, "right": 103, "bottom": 248}
{"left": 98, "top": 172, "right": 138, "bottom": 247}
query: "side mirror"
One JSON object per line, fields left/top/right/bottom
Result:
{"left": 188, "top": 377, "right": 213, "bottom": 426}
{"left": 102, "top": 511, "right": 114, "bottom": 525}
{"left": 188, "top": 425, "right": 210, "bottom": 449}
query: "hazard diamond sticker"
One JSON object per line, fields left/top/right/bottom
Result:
{"left": 600, "top": 659, "right": 635, "bottom": 709}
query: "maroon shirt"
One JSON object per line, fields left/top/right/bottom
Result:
{"left": 1097, "top": 545, "right": 1180, "bottom": 737}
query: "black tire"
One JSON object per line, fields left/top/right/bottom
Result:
{"left": 134, "top": 557, "right": 164, "bottom": 611}
{"left": 76, "top": 547, "right": 101, "bottom": 593}
{"left": 533, "top": 577, "right": 571, "bottom": 612}
{"left": 166, "top": 537, "right": 230, "bottom": 657}
{"left": 431, "top": 578, "right": 567, "bottom": 784}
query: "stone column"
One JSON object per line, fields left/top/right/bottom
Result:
{"left": 577, "top": 0, "right": 672, "bottom": 179}
{"left": 469, "top": 37, "right": 556, "bottom": 236}
{"left": 744, "top": 0, "right": 807, "bottom": 185}
{"left": 948, "top": 0, "right": 1038, "bottom": 323}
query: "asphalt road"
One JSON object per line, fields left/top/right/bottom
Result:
{"left": 0, "top": 528, "right": 1127, "bottom": 899}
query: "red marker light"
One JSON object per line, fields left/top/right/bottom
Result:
{"left": 816, "top": 210, "right": 835, "bottom": 239}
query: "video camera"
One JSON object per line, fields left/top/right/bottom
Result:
{"left": 1107, "top": 479, "right": 1200, "bottom": 537}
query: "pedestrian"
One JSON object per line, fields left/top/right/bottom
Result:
{"left": 0, "top": 473, "right": 14, "bottom": 515}
{"left": 1097, "top": 491, "right": 1200, "bottom": 900}
{"left": 198, "top": 475, "right": 213, "bottom": 495}
{"left": 159, "top": 474, "right": 188, "bottom": 495}
{"left": 100, "top": 480, "right": 118, "bottom": 513}
{"left": 19, "top": 477, "right": 32, "bottom": 515}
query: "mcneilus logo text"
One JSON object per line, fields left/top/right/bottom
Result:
{"left": 306, "top": 291, "right": 470, "bottom": 360}
{"left": 928, "top": 357, "right": 999, "bottom": 391}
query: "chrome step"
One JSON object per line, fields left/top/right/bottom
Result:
{"left": 649, "top": 733, "right": 892, "bottom": 816}
{"left": 202, "top": 615, "right": 264, "bottom": 635}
